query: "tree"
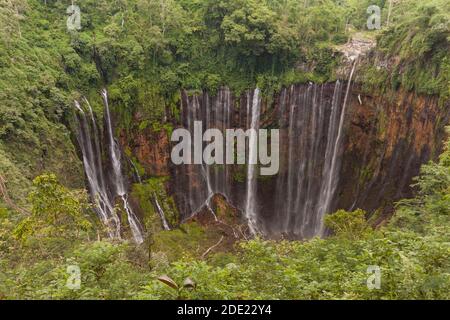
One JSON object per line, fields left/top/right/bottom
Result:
{"left": 14, "top": 174, "right": 93, "bottom": 241}
{"left": 220, "top": 0, "right": 277, "bottom": 56}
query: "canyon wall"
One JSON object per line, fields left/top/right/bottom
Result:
{"left": 124, "top": 83, "right": 449, "bottom": 238}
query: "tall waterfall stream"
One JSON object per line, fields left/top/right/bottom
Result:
{"left": 74, "top": 64, "right": 358, "bottom": 241}
{"left": 74, "top": 91, "right": 144, "bottom": 244}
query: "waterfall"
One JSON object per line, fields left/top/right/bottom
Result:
{"left": 74, "top": 91, "right": 144, "bottom": 244}
{"left": 176, "top": 78, "right": 355, "bottom": 239}
{"left": 245, "top": 88, "right": 261, "bottom": 235}
{"left": 74, "top": 101, "right": 121, "bottom": 239}
{"left": 101, "top": 90, "right": 144, "bottom": 244}
{"left": 154, "top": 193, "right": 171, "bottom": 231}
{"left": 283, "top": 85, "right": 298, "bottom": 234}
{"left": 271, "top": 80, "right": 351, "bottom": 238}
{"left": 178, "top": 88, "right": 233, "bottom": 219}
{"left": 75, "top": 73, "right": 357, "bottom": 240}
{"left": 316, "top": 61, "right": 357, "bottom": 236}
{"left": 129, "top": 159, "right": 142, "bottom": 184}
{"left": 102, "top": 89, "right": 126, "bottom": 196}
{"left": 120, "top": 194, "right": 144, "bottom": 243}
{"left": 84, "top": 97, "right": 107, "bottom": 195}
{"left": 195, "top": 94, "right": 214, "bottom": 214}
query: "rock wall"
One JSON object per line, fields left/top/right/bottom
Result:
{"left": 339, "top": 86, "right": 449, "bottom": 221}
{"left": 124, "top": 83, "right": 449, "bottom": 238}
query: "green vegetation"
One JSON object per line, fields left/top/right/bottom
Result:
{"left": 13, "top": 174, "right": 93, "bottom": 242}
{"left": 361, "top": 0, "right": 450, "bottom": 102}
{"left": 1, "top": 0, "right": 447, "bottom": 199}
{"left": 132, "top": 177, "right": 179, "bottom": 232}
{"left": 0, "top": 0, "right": 448, "bottom": 300}
{"left": 0, "top": 132, "right": 449, "bottom": 299}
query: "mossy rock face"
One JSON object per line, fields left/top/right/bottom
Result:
{"left": 150, "top": 221, "right": 240, "bottom": 264}
{"left": 131, "top": 177, "right": 179, "bottom": 234}
{"left": 151, "top": 223, "right": 211, "bottom": 262}
{"left": 150, "top": 194, "right": 246, "bottom": 263}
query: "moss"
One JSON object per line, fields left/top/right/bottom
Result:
{"left": 358, "top": 165, "right": 374, "bottom": 186}
{"left": 138, "top": 120, "right": 149, "bottom": 131}
{"left": 233, "top": 167, "right": 246, "bottom": 183}
{"left": 151, "top": 223, "right": 215, "bottom": 262}
{"left": 133, "top": 159, "right": 146, "bottom": 178}
{"left": 151, "top": 122, "right": 174, "bottom": 138}
{"left": 132, "top": 177, "right": 179, "bottom": 234}
{"left": 376, "top": 109, "right": 388, "bottom": 139}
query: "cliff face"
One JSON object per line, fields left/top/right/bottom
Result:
{"left": 124, "top": 84, "right": 449, "bottom": 238}
{"left": 339, "top": 87, "right": 448, "bottom": 221}
{"left": 121, "top": 112, "right": 171, "bottom": 177}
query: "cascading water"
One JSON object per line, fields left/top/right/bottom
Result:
{"left": 74, "top": 101, "right": 121, "bottom": 239}
{"left": 102, "top": 89, "right": 126, "bottom": 196}
{"left": 154, "top": 193, "right": 171, "bottom": 231}
{"left": 129, "top": 159, "right": 142, "bottom": 184}
{"left": 74, "top": 91, "right": 144, "bottom": 244}
{"left": 316, "top": 60, "right": 357, "bottom": 236}
{"left": 269, "top": 78, "right": 357, "bottom": 238}
{"left": 175, "top": 76, "right": 356, "bottom": 239}
{"left": 120, "top": 194, "right": 144, "bottom": 243}
{"left": 245, "top": 88, "right": 261, "bottom": 235}
{"left": 101, "top": 90, "right": 144, "bottom": 244}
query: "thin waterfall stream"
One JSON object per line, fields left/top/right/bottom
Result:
{"left": 74, "top": 90, "right": 144, "bottom": 244}
{"left": 102, "top": 90, "right": 144, "bottom": 244}
{"left": 245, "top": 88, "right": 261, "bottom": 235}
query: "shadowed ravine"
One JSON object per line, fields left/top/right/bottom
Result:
{"left": 73, "top": 79, "right": 447, "bottom": 242}
{"left": 171, "top": 83, "right": 447, "bottom": 239}
{"left": 176, "top": 80, "right": 354, "bottom": 239}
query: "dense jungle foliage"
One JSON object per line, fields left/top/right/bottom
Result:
{"left": 0, "top": 0, "right": 449, "bottom": 300}
{"left": 0, "top": 133, "right": 449, "bottom": 299}
{"left": 1, "top": 0, "right": 449, "bottom": 199}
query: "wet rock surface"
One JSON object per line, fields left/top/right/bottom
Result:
{"left": 125, "top": 84, "right": 449, "bottom": 238}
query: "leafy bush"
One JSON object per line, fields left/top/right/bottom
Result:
{"left": 324, "top": 209, "right": 370, "bottom": 240}
{"left": 14, "top": 174, "right": 93, "bottom": 241}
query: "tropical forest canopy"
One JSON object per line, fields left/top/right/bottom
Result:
{"left": 0, "top": 0, "right": 449, "bottom": 300}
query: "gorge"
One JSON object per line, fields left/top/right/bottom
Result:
{"left": 1, "top": 0, "right": 449, "bottom": 300}
{"left": 75, "top": 68, "right": 448, "bottom": 242}
{"left": 171, "top": 82, "right": 446, "bottom": 239}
